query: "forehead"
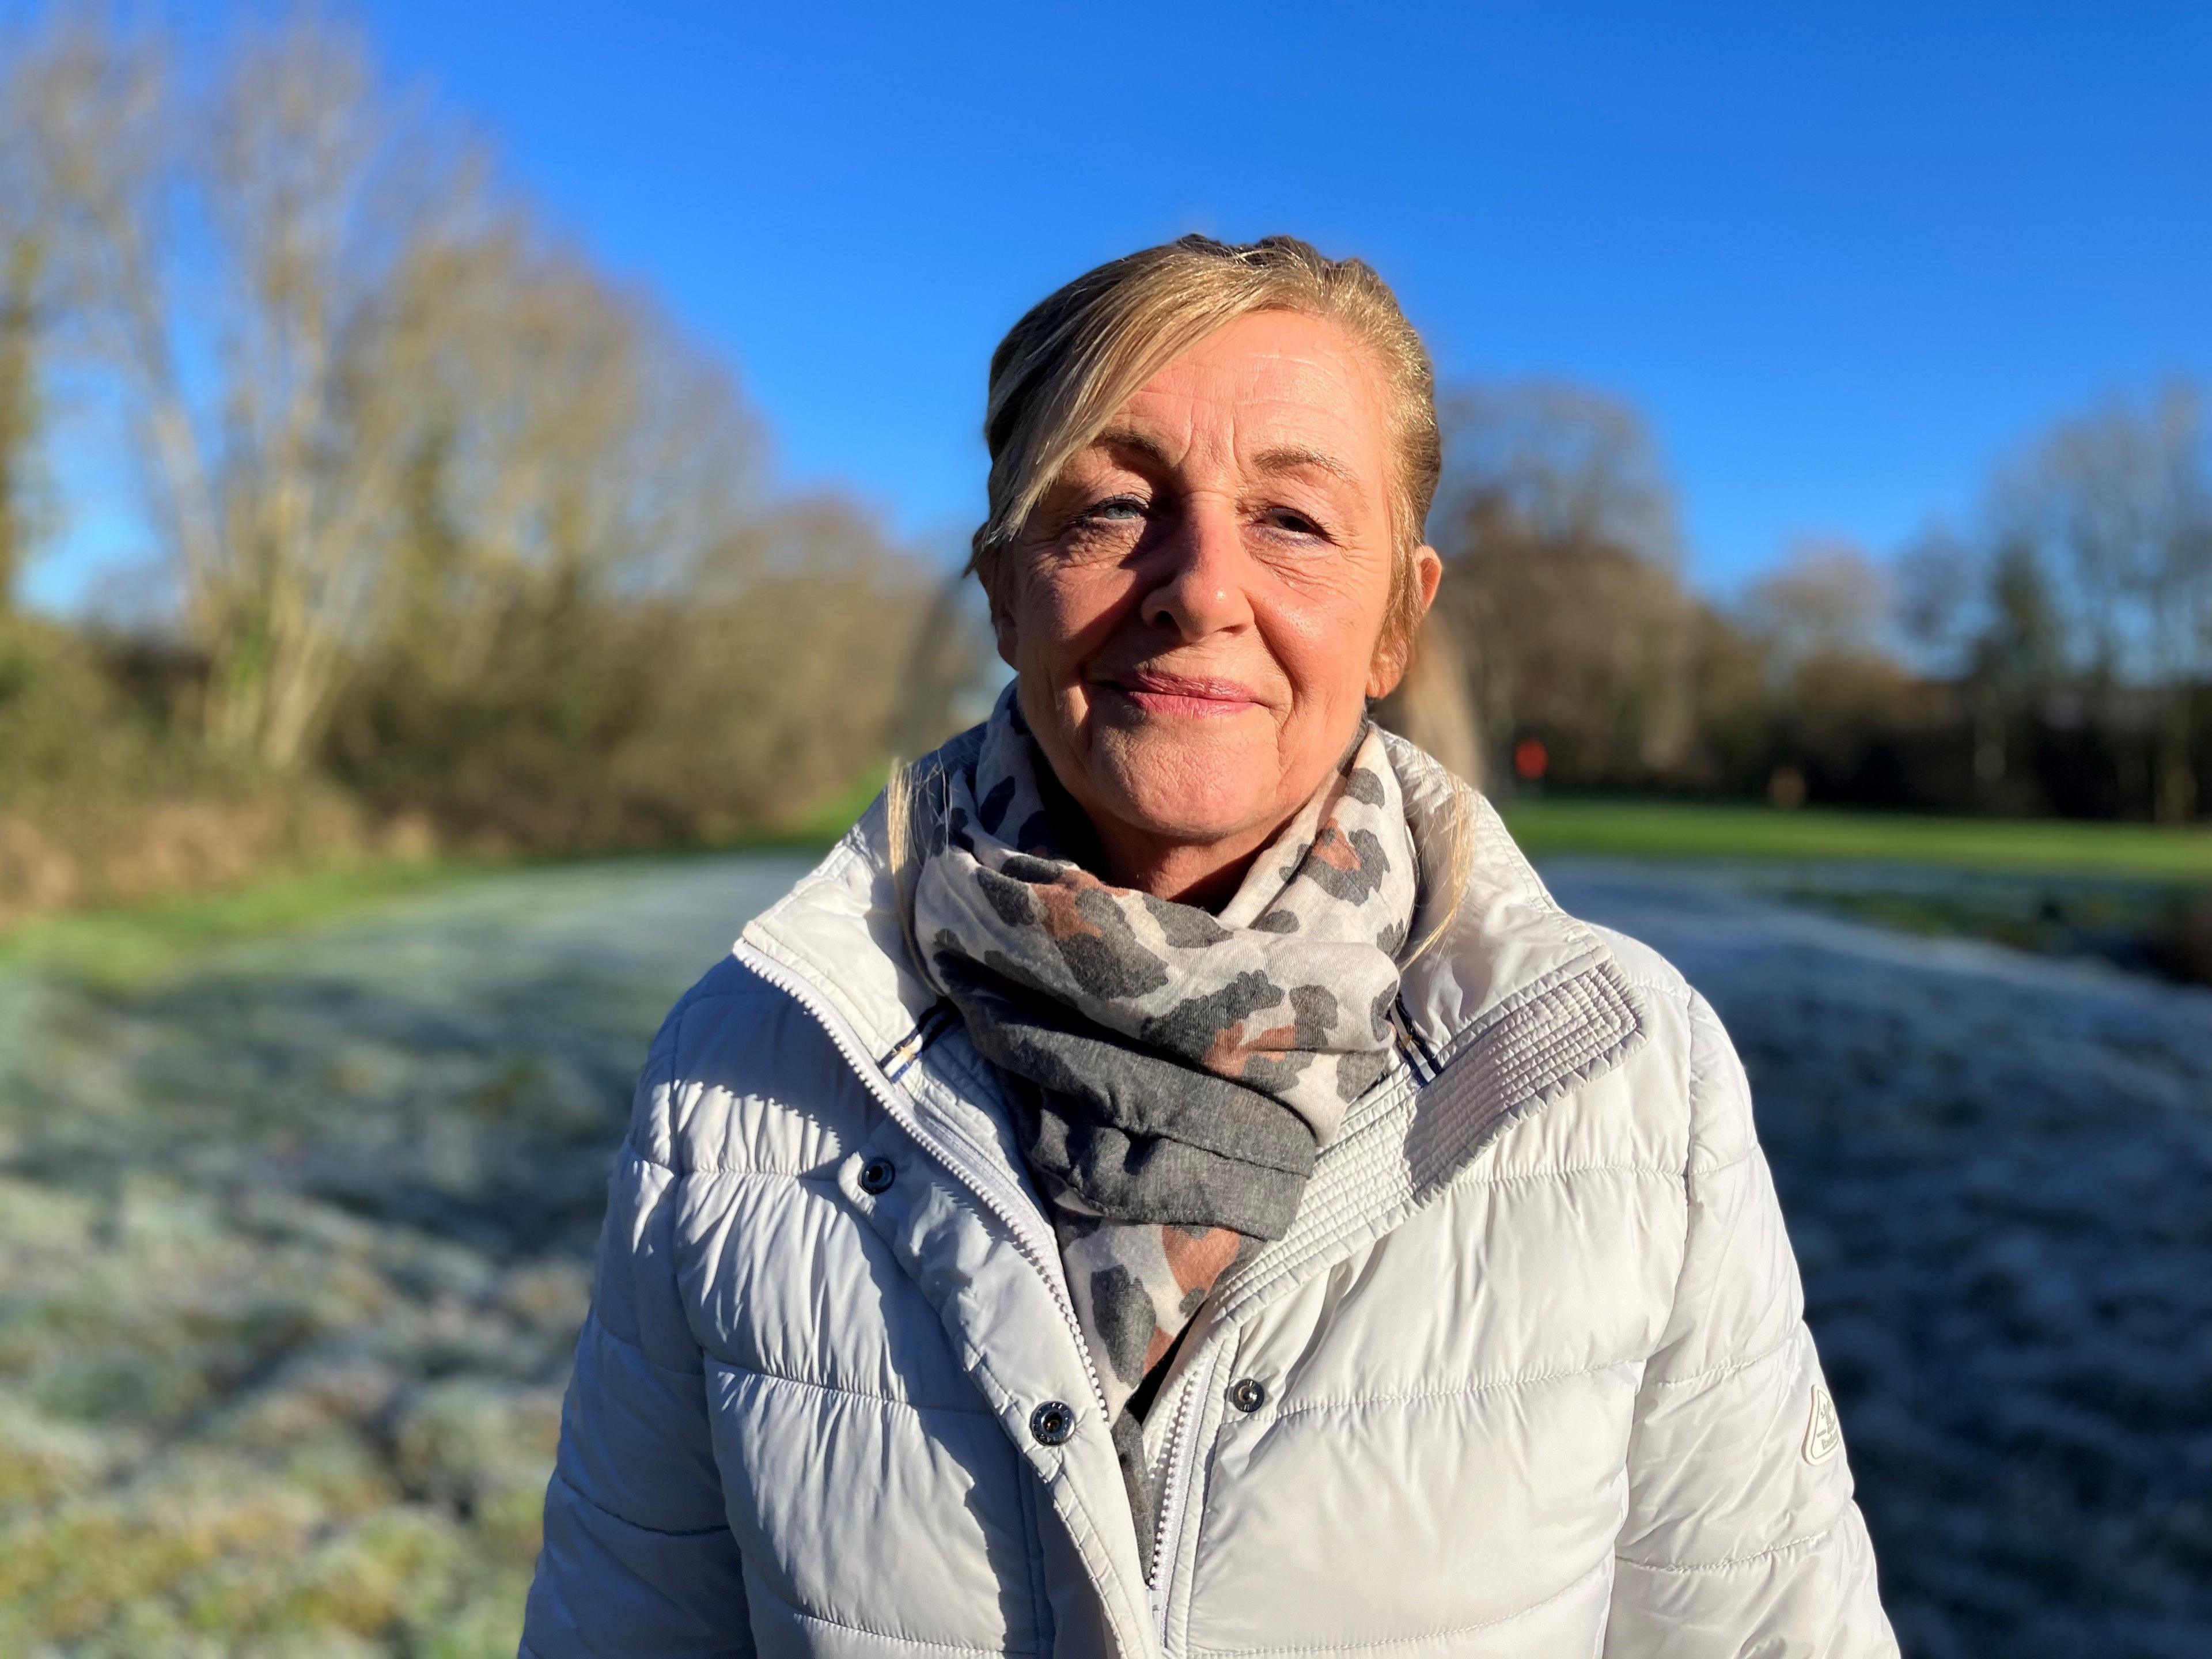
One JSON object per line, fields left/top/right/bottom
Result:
{"left": 1105, "top": 310, "right": 1392, "bottom": 468}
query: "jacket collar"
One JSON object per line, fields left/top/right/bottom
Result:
{"left": 737, "top": 725, "right": 1647, "bottom": 1268}
{"left": 1214, "top": 730, "right": 1649, "bottom": 1316}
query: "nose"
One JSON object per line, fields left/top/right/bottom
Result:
{"left": 1139, "top": 498, "right": 1252, "bottom": 641}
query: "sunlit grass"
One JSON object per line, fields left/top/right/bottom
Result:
{"left": 0, "top": 771, "right": 890, "bottom": 990}
{"left": 0, "top": 858, "right": 496, "bottom": 990}
{"left": 13, "top": 781, "right": 2208, "bottom": 994}
{"left": 1503, "top": 796, "right": 2212, "bottom": 883}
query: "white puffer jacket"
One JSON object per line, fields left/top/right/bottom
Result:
{"left": 520, "top": 734, "right": 1896, "bottom": 1659}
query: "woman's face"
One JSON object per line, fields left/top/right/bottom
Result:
{"left": 995, "top": 309, "right": 1441, "bottom": 903}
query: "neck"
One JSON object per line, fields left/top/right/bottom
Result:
{"left": 1030, "top": 743, "right": 1286, "bottom": 908}
{"left": 1027, "top": 721, "right": 1371, "bottom": 911}
{"left": 1089, "top": 820, "right": 1281, "bottom": 910}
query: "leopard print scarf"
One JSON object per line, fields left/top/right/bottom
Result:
{"left": 912, "top": 685, "right": 1416, "bottom": 1517}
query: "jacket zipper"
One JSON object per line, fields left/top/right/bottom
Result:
{"left": 732, "top": 942, "right": 1111, "bottom": 1421}
{"left": 1147, "top": 1336, "right": 1222, "bottom": 1646}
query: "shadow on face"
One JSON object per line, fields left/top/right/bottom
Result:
{"left": 995, "top": 309, "right": 1438, "bottom": 904}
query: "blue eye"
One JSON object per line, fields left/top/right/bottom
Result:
{"left": 1088, "top": 495, "right": 1146, "bottom": 520}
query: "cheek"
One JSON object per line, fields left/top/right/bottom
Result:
{"left": 1013, "top": 561, "right": 1136, "bottom": 671}
{"left": 1264, "top": 567, "right": 1393, "bottom": 709}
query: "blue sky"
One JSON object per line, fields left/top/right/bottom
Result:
{"left": 22, "top": 1, "right": 2212, "bottom": 604}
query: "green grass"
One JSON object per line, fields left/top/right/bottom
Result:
{"left": 791, "top": 766, "right": 892, "bottom": 842}
{"left": 0, "top": 771, "right": 889, "bottom": 990}
{"left": 14, "top": 782, "right": 2207, "bottom": 991}
{"left": 0, "top": 857, "right": 503, "bottom": 989}
{"left": 1503, "top": 796, "right": 2212, "bottom": 883}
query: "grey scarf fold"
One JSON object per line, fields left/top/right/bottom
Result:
{"left": 912, "top": 685, "right": 1418, "bottom": 1493}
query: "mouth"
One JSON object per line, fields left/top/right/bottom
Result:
{"left": 1093, "top": 668, "right": 1263, "bottom": 720}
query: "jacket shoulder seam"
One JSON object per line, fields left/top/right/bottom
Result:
{"left": 1646, "top": 1324, "right": 1797, "bottom": 1392}
{"left": 704, "top": 1355, "right": 993, "bottom": 1418}
{"left": 679, "top": 984, "right": 753, "bottom": 1006}
{"left": 1616, "top": 1519, "right": 1841, "bottom": 1576}
{"left": 585, "top": 1312, "right": 704, "bottom": 1380}
{"left": 613, "top": 1136, "right": 840, "bottom": 1183}
{"left": 1681, "top": 1143, "right": 1755, "bottom": 1182}
{"left": 1608, "top": 969, "right": 1693, "bottom": 1003}
{"left": 683, "top": 1161, "right": 844, "bottom": 1181}
{"left": 1271, "top": 1357, "right": 1639, "bottom": 1419}
{"left": 1461, "top": 1158, "right": 1689, "bottom": 1190}
{"left": 630, "top": 972, "right": 861, "bottom": 1177}
{"left": 546, "top": 1468, "right": 732, "bottom": 1540}
{"left": 751, "top": 1574, "right": 1029, "bottom": 1657}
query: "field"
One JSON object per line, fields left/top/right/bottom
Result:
{"left": 1505, "top": 796, "right": 2212, "bottom": 881}
{"left": 1546, "top": 860, "right": 2212, "bottom": 1657}
{"left": 1, "top": 804, "right": 2209, "bottom": 1655}
{"left": 0, "top": 855, "right": 815, "bottom": 1657}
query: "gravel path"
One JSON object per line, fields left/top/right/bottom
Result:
{"left": 1, "top": 851, "right": 2206, "bottom": 1656}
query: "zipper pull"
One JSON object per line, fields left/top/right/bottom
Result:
{"left": 1387, "top": 1003, "right": 1432, "bottom": 1084}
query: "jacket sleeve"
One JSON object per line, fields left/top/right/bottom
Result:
{"left": 1605, "top": 990, "right": 1896, "bottom": 1658}
{"left": 521, "top": 1007, "right": 754, "bottom": 1659}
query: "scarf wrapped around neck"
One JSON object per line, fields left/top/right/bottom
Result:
{"left": 911, "top": 685, "right": 1419, "bottom": 1518}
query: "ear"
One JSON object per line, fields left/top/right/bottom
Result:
{"left": 1365, "top": 545, "right": 1444, "bottom": 699}
{"left": 976, "top": 560, "right": 1020, "bottom": 669}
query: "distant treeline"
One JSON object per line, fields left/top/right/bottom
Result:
{"left": 1421, "top": 382, "right": 2212, "bottom": 826}
{"left": 3, "top": 10, "right": 2208, "bottom": 927}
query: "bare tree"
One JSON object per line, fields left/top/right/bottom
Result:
{"left": 0, "top": 17, "right": 75, "bottom": 609}
{"left": 1996, "top": 385, "right": 2212, "bottom": 820}
{"left": 1431, "top": 383, "right": 1697, "bottom": 785}
{"left": 1436, "top": 382, "right": 1677, "bottom": 557}
{"left": 892, "top": 566, "right": 1003, "bottom": 760}
{"left": 1744, "top": 540, "right": 1891, "bottom": 675}
{"left": 31, "top": 12, "right": 484, "bottom": 765}
{"left": 1899, "top": 526, "right": 2071, "bottom": 794}
{"left": 31, "top": 15, "right": 217, "bottom": 640}
{"left": 1742, "top": 540, "right": 1916, "bottom": 798}
{"left": 365, "top": 224, "right": 764, "bottom": 680}
{"left": 12, "top": 5, "right": 949, "bottom": 854}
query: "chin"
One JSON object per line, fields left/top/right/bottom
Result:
{"left": 1088, "top": 726, "right": 1279, "bottom": 843}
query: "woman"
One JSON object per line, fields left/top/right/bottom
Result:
{"left": 520, "top": 237, "right": 1896, "bottom": 1659}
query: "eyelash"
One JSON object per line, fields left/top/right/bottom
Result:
{"left": 1074, "top": 496, "right": 1330, "bottom": 539}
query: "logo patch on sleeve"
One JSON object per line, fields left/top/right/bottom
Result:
{"left": 1804, "top": 1385, "right": 1842, "bottom": 1465}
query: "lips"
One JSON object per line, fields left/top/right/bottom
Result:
{"left": 1096, "top": 669, "right": 1262, "bottom": 718}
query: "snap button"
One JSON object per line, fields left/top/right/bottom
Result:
{"left": 1029, "top": 1401, "right": 1075, "bottom": 1445}
{"left": 857, "top": 1157, "right": 896, "bottom": 1195}
{"left": 1228, "top": 1377, "right": 1267, "bottom": 1414}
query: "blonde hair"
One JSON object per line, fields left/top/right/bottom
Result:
{"left": 967, "top": 234, "right": 1443, "bottom": 658}
{"left": 891, "top": 236, "right": 1471, "bottom": 968}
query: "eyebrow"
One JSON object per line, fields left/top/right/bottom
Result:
{"left": 1088, "top": 426, "right": 1175, "bottom": 469}
{"left": 1086, "top": 427, "right": 1369, "bottom": 502}
{"left": 1251, "top": 444, "right": 1366, "bottom": 499}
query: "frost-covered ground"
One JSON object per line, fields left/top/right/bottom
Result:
{"left": 1, "top": 851, "right": 2207, "bottom": 1656}
{"left": 0, "top": 856, "right": 812, "bottom": 1658}
{"left": 1547, "top": 859, "right": 2212, "bottom": 1659}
